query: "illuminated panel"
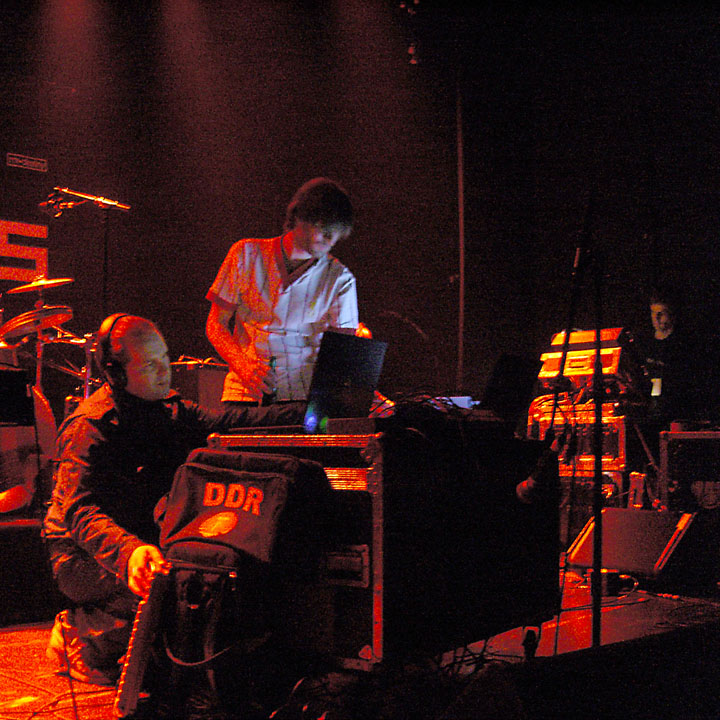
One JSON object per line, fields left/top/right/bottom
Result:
{"left": 550, "top": 327, "right": 624, "bottom": 346}
{"left": 206, "top": 433, "right": 378, "bottom": 449}
{"left": 539, "top": 347, "right": 622, "bottom": 378}
{"left": 539, "top": 327, "right": 626, "bottom": 380}
{"left": 325, "top": 467, "right": 368, "bottom": 492}
{"left": 0, "top": 221, "right": 48, "bottom": 282}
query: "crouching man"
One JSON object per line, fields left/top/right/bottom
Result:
{"left": 43, "top": 314, "right": 303, "bottom": 685}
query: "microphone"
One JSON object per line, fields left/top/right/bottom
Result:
{"left": 38, "top": 193, "right": 82, "bottom": 218}
{"left": 38, "top": 187, "right": 130, "bottom": 217}
{"left": 37, "top": 200, "right": 66, "bottom": 218}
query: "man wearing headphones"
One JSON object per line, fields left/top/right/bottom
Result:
{"left": 42, "top": 314, "right": 303, "bottom": 686}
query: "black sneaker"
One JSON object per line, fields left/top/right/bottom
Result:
{"left": 46, "top": 610, "right": 117, "bottom": 686}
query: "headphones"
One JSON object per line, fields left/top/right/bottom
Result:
{"left": 96, "top": 313, "right": 131, "bottom": 388}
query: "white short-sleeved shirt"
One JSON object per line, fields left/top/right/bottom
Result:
{"left": 207, "top": 235, "right": 359, "bottom": 402}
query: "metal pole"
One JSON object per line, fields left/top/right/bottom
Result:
{"left": 101, "top": 208, "right": 110, "bottom": 319}
{"left": 591, "top": 254, "right": 604, "bottom": 649}
{"left": 455, "top": 73, "right": 466, "bottom": 394}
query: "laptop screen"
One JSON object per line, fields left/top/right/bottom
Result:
{"left": 303, "top": 331, "right": 388, "bottom": 433}
{"left": 478, "top": 352, "right": 542, "bottom": 427}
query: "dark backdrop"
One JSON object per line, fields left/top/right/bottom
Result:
{"left": 2, "top": 2, "right": 719, "bottom": 420}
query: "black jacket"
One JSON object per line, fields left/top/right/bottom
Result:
{"left": 43, "top": 384, "right": 304, "bottom": 583}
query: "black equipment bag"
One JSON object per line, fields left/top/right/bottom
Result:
{"left": 148, "top": 541, "right": 270, "bottom": 720}
{"left": 155, "top": 448, "right": 335, "bottom": 573}
{"left": 118, "top": 449, "right": 336, "bottom": 719}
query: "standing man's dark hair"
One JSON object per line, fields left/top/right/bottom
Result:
{"left": 284, "top": 177, "right": 353, "bottom": 233}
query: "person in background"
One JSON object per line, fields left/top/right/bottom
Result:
{"left": 628, "top": 285, "right": 719, "bottom": 515}
{"left": 641, "top": 286, "right": 720, "bottom": 593}
{"left": 206, "top": 177, "right": 359, "bottom": 407}
{"left": 641, "top": 285, "right": 707, "bottom": 426}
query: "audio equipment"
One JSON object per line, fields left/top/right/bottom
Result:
{"left": 96, "top": 313, "right": 130, "bottom": 388}
{"left": 567, "top": 507, "right": 720, "bottom": 595}
{"left": 0, "top": 368, "right": 34, "bottom": 425}
{"left": 0, "top": 519, "right": 63, "bottom": 625}
{"left": 171, "top": 360, "right": 227, "bottom": 411}
{"left": 528, "top": 395, "right": 627, "bottom": 478}
{"left": 537, "top": 327, "right": 636, "bottom": 391}
{"left": 528, "top": 327, "right": 646, "bottom": 485}
{"left": 207, "top": 420, "right": 560, "bottom": 670}
{"left": 527, "top": 394, "right": 626, "bottom": 542}
{"left": 660, "top": 430, "right": 720, "bottom": 511}
{"left": 115, "top": 567, "right": 172, "bottom": 718}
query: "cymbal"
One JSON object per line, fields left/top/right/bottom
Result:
{"left": 7, "top": 277, "right": 74, "bottom": 294}
{"left": 47, "top": 334, "right": 90, "bottom": 346}
{"left": 0, "top": 306, "right": 73, "bottom": 343}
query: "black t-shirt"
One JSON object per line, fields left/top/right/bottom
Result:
{"left": 640, "top": 329, "right": 706, "bottom": 423}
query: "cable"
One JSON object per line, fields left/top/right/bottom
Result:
{"left": 553, "top": 556, "right": 571, "bottom": 657}
{"left": 57, "top": 615, "right": 80, "bottom": 720}
{"left": 23, "top": 687, "right": 114, "bottom": 719}
{"left": 437, "top": 641, "right": 488, "bottom": 679}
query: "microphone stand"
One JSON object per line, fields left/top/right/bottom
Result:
{"left": 38, "top": 187, "right": 131, "bottom": 318}
{"left": 555, "top": 192, "right": 605, "bottom": 648}
{"left": 101, "top": 207, "right": 111, "bottom": 318}
{"left": 589, "top": 244, "right": 605, "bottom": 650}
{"left": 553, "top": 192, "right": 596, "bottom": 531}
{"left": 53, "top": 187, "right": 131, "bottom": 318}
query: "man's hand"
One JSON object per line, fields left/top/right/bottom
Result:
{"left": 227, "top": 356, "right": 275, "bottom": 398}
{"left": 127, "top": 545, "right": 168, "bottom": 597}
{"left": 206, "top": 302, "right": 276, "bottom": 399}
{"left": 259, "top": 360, "right": 277, "bottom": 398}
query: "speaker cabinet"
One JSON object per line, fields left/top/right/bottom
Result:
{"left": 660, "top": 430, "right": 720, "bottom": 511}
{"left": 171, "top": 361, "right": 227, "bottom": 411}
{"left": 0, "top": 368, "right": 33, "bottom": 425}
{"left": 0, "top": 520, "right": 63, "bottom": 626}
{"left": 567, "top": 507, "right": 720, "bottom": 595}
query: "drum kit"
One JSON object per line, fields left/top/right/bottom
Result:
{"left": 0, "top": 276, "right": 91, "bottom": 512}
{"left": 0, "top": 188, "right": 133, "bottom": 512}
{"left": 0, "top": 275, "right": 100, "bottom": 417}
{"left": 0, "top": 186, "right": 133, "bottom": 402}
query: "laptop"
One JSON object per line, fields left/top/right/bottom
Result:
{"left": 227, "top": 330, "right": 388, "bottom": 435}
{"left": 475, "top": 352, "right": 542, "bottom": 429}
{"left": 302, "top": 331, "right": 388, "bottom": 433}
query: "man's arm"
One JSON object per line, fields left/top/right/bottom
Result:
{"left": 178, "top": 395, "right": 307, "bottom": 442}
{"left": 327, "top": 270, "right": 359, "bottom": 331}
{"left": 206, "top": 300, "right": 273, "bottom": 397}
{"left": 45, "top": 418, "right": 148, "bottom": 585}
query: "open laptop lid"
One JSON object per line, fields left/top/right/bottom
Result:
{"left": 477, "top": 352, "right": 542, "bottom": 427}
{"left": 303, "top": 331, "right": 388, "bottom": 433}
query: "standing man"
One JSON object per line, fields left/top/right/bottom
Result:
{"left": 43, "top": 314, "right": 304, "bottom": 685}
{"left": 206, "top": 177, "right": 359, "bottom": 405}
{"left": 642, "top": 286, "right": 706, "bottom": 425}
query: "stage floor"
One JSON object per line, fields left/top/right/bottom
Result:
{"left": 2, "top": 568, "right": 720, "bottom": 719}
{"left": 0, "top": 622, "right": 116, "bottom": 720}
